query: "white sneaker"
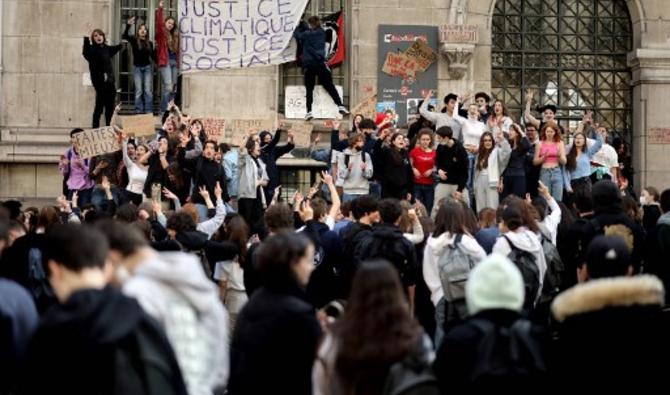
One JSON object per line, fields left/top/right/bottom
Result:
{"left": 338, "top": 106, "right": 350, "bottom": 115}
{"left": 305, "top": 112, "right": 314, "bottom": 121}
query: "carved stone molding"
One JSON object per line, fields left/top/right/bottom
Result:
{"left": 440, "top": 43, "right": 475, "bottom": 80}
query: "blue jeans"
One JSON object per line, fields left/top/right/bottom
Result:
{"left": 466, "top": 152, "right": 476, "bottom": 206}
{"left": 133, "top": 65, "right": 153, "bottom": 114}
{"left": 67, "top": 187, "right": 93, "bottom": 208}
{"left": 369, "top": 181, "right": 382, "bottom": 199}
{"left": 160, "top": 59, "right": 178, "bottom": 112}
{"left": 540, "top": 167, "right": 563, "bottom": 201}
{"left": 195, "top": 203, "right": 210, "bottom": 223}
{"left": 413, "top": 184, "right": 435, "bottom": 213}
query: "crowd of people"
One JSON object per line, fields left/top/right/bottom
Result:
{"left": 1, "top": 40, "right": 668, "bottom": 393}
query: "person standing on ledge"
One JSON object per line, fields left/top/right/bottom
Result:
{"left": 293, "top": 16, "right": 349, "bottom": 121}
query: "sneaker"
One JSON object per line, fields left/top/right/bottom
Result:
{"left": 305, "top": 112, "right": 314, "bottom": 121}
{"left": 338, "top": 106, "right": 350, "bottom": 115}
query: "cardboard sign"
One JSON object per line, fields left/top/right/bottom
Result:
{"left": 405, "top": 39, "right": 437, "bottom": 72}
{"left": 121, "top": 114, "right": 155, "bottom": 137}
{"left": 382, "top": 52, "right": 418, "bottom": 80}
{"left": 201, "top": 118, "right": 226, "bottom": 142}
{"left": 283, "top": 121, "right": 314, "bottom": 148}
{"left": 439, "top": 24, "right": 479, "bottom": 44}
{"left": 73, "top": 127, "right": 120, "bottom": 159}
{"left": 227, "top": 119, "right": 275, "bottom": 144}
{"left": 284, "top": 85, "right": 344, "bottom": 120}
{"left": 351, "top": 93, "right": 378, "bottom": 121}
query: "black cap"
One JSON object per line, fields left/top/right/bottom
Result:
{"left": 585, "top": 235, "right": 632, "bottom": 279}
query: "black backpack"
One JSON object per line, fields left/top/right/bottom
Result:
{"left": 344, "top": 150, "right": 367, "bottom": 168}
{"left": 537, "top": 230, "right": 564, "bottom": 303}
{"left": 362, "top": 234, "right": 413, "bottom": 285}
{"left": 467, "top": 318, "right": 546, "bottom": 388}
{"left": 502, "top": 236, "right": 540, "bottom": 311}
{"left": 27, "top": 247, "right": 56, "bottom": 303}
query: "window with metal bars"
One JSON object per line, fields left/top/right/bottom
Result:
{"left": 278, "top": 0, "right": 348, "bottom": 114}
{"left": 491, "top": 0, "right": 632, "bottom": 141}
{"left": 116, "top": 0, "right": 178, "bottom": 114}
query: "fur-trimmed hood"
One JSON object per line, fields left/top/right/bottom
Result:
{"left": 551, "top": 275, "right": 665, "bottom": 322}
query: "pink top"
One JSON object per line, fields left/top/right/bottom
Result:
{"left": 539, "top": 142, "right": 560, "bottom": 165}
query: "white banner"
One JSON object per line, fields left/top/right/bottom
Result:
{"left": 179, "top": 0, "right": 308, "bottom": 71}
{"left": 285, "top": 85, "right": 344, "bottom": 120}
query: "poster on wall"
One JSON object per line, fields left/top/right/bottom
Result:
{"left": 284, "top": 85, "right": 344, "bottom": 120}
{"left": 377, "top": 25, "right": 439, "bottom": 126}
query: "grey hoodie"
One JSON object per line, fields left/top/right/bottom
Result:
{"left": 123, "top": 252, "right": 229, "bottom": 395}
{"left": 337, "top": 148, "right": 373, "bottom": 195}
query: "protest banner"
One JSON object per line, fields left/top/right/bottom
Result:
{"left": 73, "top": 127, "right": 120, "bottom": 159}
{"left": 179, "top": 0, "right": 309, "bottom": 71}
{"left": 121, "top": 114, "right": 156, "bottom": 137}
{"left": 404, "top": 39, "right": 437, "bottom": 72}
{"left": 381, "top": 52, "right": 418, "bottom": 80}
{"left": 282, "top": 121, "right": 314, "bottom": 148}
{"left": 227, "top": 119, "right": 275, "bottom": 144}
{"left": 202, "top": 118, "right": 227, "bottom": 142}
{"left": 351, "top": 93, "right": 377, "bottom": 120}
{"left": 284, "top": 85, "right": 344, "bottom": 119}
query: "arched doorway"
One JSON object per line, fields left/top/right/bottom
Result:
{"left": 491, "top": 0, "right": 633, "bottom": 142}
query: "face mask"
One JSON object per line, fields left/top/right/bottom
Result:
{"left": 639, "top": 196, "right": 647, "bottom": 205}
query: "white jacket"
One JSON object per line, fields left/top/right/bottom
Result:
{"left": 492, "top": 228, "right": 547, "bottom": 299}
{"left": 123, "top": 252, "right": 229, "bottom": 395}
{"left": 423, "top": 232, "right": 487, "bottom": 306}
{"left": 475, "top": 138, "right": 511, "bottom": 187}
{"left": 539, "top": 196, "right": 561, "bottom": 245}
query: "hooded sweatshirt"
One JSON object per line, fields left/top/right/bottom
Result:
{"left": 337, "top": 147, "right": 373, "bottom": 195}
{"left": 22, "top": 286, "right": 187, "bottom": 395}
{"left": 123, "top": 252, "right": 229, "bottom": 395}
{"left": 423, "top": 232, "right": 487, "bottom": 306}
{"left": 492, "top": 228, "right": 547, "bottom": 298}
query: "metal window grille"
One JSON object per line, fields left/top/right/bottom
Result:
{"left": 116, "top": 0, "right": 178, "bottom": 114}
{"left": 492, "top": 0, "right": 632, "bottom": 142}
{"left": 278, "top": 0, "right": 348, "bottom": 113}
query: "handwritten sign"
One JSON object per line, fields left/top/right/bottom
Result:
{"left": 439, "top": 24, "right": 479, "bottom": 44}
{"left": 121, "top": 114, "right": 155, "bottom": 137}
{"left": 227, "top": 119, "right": 274, "bottom": 144}
{"left": 73, "top": 127, "right": 120, "bottom": 159}
{"left": 382, "top": 52, "right": 418, "bottom": 80}
{"left": 283, "top": 121, "right": 314, "bottom": 148}
{"left": 179, "top": 0, "right": 309, "bottom": 71}
{"left": 649, "top": 128, "right": 670, "bottom": 144}
{"left": 405, "top": 39, "right": 437, "bottom": 72}
{"left": 285, "top": 85, "right": 344, "bottom": 120}
{"left": 202, "top": 118, "right": 227, "bottom": 142}
{"left": 351, "top": 93, "right": 377, "bottom": 120}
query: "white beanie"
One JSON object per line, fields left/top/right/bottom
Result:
{"left": 466, "top": 253, "right": 525, "bottom": 316}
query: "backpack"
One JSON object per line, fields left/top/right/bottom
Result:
{"left": 502, "top": 236, "right": 540, "bottom": 311}
{"left": 382, "top": 336, "right": 440, "bottom": 395}
{"left": 344, "top": 150, "right": 366, "bottom": 168}
{"left": 438, "top": 234, "right": 477, "bottom": 303}
{"left": 467, "top": 318, "right": 546, "bottom": 387}
{"left": 363, "top": 234, "right": 412, "bottom": 284}
{"left": 174, "top": 240, "right": 213, "bottom": 280}
{"left": 537, "top": 230, "right": 564, "bottom": 302}
{"left": 27, "top": 247, "right": 55, "bottom": 302}
{"left": 113, "top": 318, "right": 188, "bottom": 395}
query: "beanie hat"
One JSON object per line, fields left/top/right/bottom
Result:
{"left": 466, "top": 253, "right": 525, "bottom": 315}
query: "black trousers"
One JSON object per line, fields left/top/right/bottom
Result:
{"left": 93, "top": 81, "right": 116, "bottom": 128}
{"left": 304, "top": 63, "right": 343, "bottom": 112}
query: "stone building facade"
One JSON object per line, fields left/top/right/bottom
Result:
{"left": 1, "top": 0, "right": 670, "bottom": 202}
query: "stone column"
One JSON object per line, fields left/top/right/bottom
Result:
{"left": 628, "top": 48, "right": 670, "bottom": 190}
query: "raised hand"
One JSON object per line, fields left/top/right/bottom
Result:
{"left": 331, "top": 120, "right": 341, "bottom": 131}
{"left": 127, "top": 16, "right": 136, "bottom": 25}
{"left": 525, "top": 89, "right": 535, "bottom": 102}
{"left": 198, "top": 185, "right": 210, "bottom": 200}
{"left": 214, "top": 181, "right": 223, "bottom": 200}
{"left": 101, "top": 176, "right": 111, "bottom": 191}
{"left": 321, "top": 170, "right": 333, "bottom": 186}
{"left": 162, "top": 187, "right": 178, "bottom": 201}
